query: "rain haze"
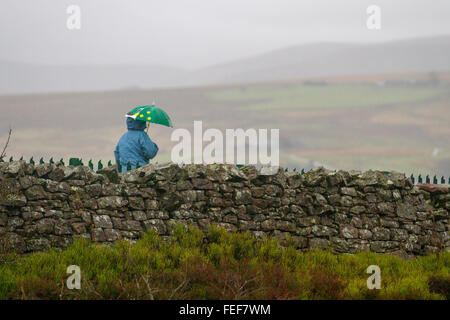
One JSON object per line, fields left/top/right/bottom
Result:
{"left": 1, "top": 0, "right": 450, "bottom": 69}
{"left": 0, "top": 0, "right": 449, "bottom": 177}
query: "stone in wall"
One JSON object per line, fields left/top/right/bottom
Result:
{"left": 0, "top": 160, "right": 448, "bottom": 257}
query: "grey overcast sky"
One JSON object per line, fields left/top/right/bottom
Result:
{"left": 1, "top": 0, "right": 450, "bottom": 69}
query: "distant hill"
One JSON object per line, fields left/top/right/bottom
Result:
{"left": 0, "top": 61, "right": 189, "bottom": 94}
{"left": 190, "top": 35, "right": 450, "bottom": 85}
{"left": 1, "top": 35, "right": 450, "bottom": 94}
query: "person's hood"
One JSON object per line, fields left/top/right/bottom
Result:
{"left": 126, "top": 117, "right": 146, "bottom": 131}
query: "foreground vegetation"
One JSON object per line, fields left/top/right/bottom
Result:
{"left": 0, "top": 226, "right": 449, "bottom": 300}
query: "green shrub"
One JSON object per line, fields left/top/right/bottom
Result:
{"left": 0, "top": 225, "right": 448, "bottom": 300}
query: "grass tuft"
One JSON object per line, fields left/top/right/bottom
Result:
{"left": 0, "top": 225, "right": 448, "bottom": 300}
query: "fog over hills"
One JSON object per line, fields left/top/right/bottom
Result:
{"left": 193, "top": 35, "right": 450, "bottom": 85}
{"left": 1, "top": 35, "right": 450, "bottom": 94}
{"left": 0, "top": 61, "right": 189, "bottom": 94}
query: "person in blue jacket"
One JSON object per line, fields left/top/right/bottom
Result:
{"left": 114, "top": 117, "right": 159, "bottom": 172}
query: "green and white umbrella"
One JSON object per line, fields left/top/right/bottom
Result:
{"left": 126, "top": 105, "right": 173, "bottom": 128}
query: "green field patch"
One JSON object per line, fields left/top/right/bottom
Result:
{"left": 205, "top": 85, "right": 445, "bottom": 111}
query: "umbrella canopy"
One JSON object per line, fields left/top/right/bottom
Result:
{"left": 126, "top": 105, "right": 173, "bottom": 128}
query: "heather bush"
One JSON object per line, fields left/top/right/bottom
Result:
{"left": 0, "top": 225, "right": 448, "bottom": 300}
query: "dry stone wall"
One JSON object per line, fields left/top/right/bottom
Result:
{"left": 0, "top": 161, "right": 448, "bottom": 257}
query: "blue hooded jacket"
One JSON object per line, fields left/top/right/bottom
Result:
{"left": 114, "top": 117, "right": 159, "bottom": 172}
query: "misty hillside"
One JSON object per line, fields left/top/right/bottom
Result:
{"left": 1, "top": 35, "right": 450, "bottom": 94}
{"left": 191, "top": 35, "right": 450, "bottom": 85}
{"left": 0, "top": 61, "right": 189, "bottom": 94}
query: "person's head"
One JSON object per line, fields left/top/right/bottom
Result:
{"left": 126, "top": 117, "right": 146, "bottom": 131}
